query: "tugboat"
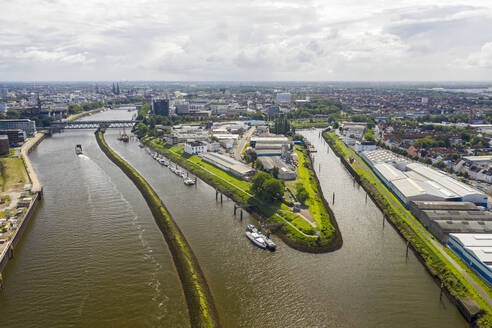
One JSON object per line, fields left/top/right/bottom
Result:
{"left": 245, "top": 231, "right": 267, "bottom": 249}
{"left": 75, "top": 144, "right": 83, "bottom": 155}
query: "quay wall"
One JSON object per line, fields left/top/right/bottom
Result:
{"left": 96, "top": 129, "right": 221, "bottom": 328}
{"left": 0, "top": 133, "right": 45, "bottom": 276}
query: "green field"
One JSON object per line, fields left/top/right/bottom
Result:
{"left": 0, "top": 157, "right": 29, "bottom": 192}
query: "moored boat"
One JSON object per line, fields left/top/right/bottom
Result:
{"left": 245, "top": 231, "right": 267, "bottom": 249}
{"left": 184, "top": 177, "right": 195, "bottom": 185}
{"left": 75, "top": 144, "right": 83, "bottom": 155}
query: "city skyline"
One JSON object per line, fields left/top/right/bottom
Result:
{"left": 1, "top": 0, "right": 492, "bottom": 81}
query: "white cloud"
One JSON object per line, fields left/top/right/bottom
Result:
{"left": 0, "top": 0, "right": 491, "bottom": 80}
{"left": 468, "top": 42, "right": 492, "bottom": 68}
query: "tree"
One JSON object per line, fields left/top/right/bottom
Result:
{"left": 255, "top": 158, "right": 264, "bottom": 170}
{"left": 296, "top": 183, "right": 309, "bottom": 204}
{"left": 6, "top": 109, "right": 20, "bottom": 119}
{"left": 251, "top": 172, "right": 270, "bottom": 195}
{"left": 272, "top": 166, "right": 279, "bottom": 179}
{"left": 263, "top": 179, "right": 284, "bottom": 202}
{"left": 251, "top": 172, "right": 284, "bottom": 202}
{"left": 134, "top": 122, "right": 148, "bottom": 138}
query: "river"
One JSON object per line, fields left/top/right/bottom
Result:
{"left": 0, "top": 112, "right": 468, "bottom": 327}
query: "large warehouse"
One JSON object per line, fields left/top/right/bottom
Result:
{"left": 448, "top": 233, "right": 492, "bottom": 286}
{"left": 407, "top": 201, "right": 492, "bottom": 243}
{"left": 361, "top": 149, "right": 487, "bottom": 207}
{"left": 200, "top": 153, "right": 255, "bottom": 179}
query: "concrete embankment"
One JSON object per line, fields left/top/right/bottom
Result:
{"left": 21, "top": 132, "right": 46, "bottom": 193}
{"left": 0, "top": 133, "right": 45, "bottom": 277}
{"left": 63, "top": 108, "right": 104, "bottom": 122}
{"left": 96, "top": 129, "right": 220, "bottom": 328}
{"left": 322, "top": 130, "right": 490, "bottom": 327}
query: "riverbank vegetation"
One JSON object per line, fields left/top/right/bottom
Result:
{"left": 0, "top": 158, "right": 29, "bottom": 192}
{"left": 323, "top": 130, "right": 492, "bottom": 327}
{"left": 96, "top": 129, "right": 221, "bottom": 328}
{"left": 144, "top": 137, "right": 342, "bottom": 252}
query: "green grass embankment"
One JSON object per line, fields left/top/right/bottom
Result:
{"left": 145, "top": 138, "right": 342, "bottom": 253}
{"left": 96, "top": 129, "right": 220, "bottom": 328}
{"left": 323, "top": 130, "right": 492, "bottom": 327}
{"left": 295, "top": 147, "right": 337, "bottom": 240}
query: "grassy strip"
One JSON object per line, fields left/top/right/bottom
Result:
{"left": 323, "top": 131, "right": 492, "bottom": 327}
{"left": 295, "top": 146, "right": 335, "bottom": 239}
{"left": 96, "top": 129, "right": 220, "bottom": 328}
{"left": 0, "top": 158, "right": 29, "bottom": 192}
{"left": 146, "top": 138, "right": 342, "bottom": 253}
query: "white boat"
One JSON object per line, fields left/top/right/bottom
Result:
{"left": 184, "top": 177, "right": 195, "bottom": 185}
{"left": 245, "top": 231, "right": 267, "bottom": 249}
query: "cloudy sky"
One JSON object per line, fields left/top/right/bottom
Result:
{"left": 1, "top": 0, "right": 492, "bottom": 81}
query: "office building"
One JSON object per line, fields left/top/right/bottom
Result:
{"left": 152, "top": 98, "right": 169, "bottom": 116}
{"left": 0, "top": 119, "right": 36, "bottom": 137}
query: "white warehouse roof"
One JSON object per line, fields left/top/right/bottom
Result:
{"left": 374, "top": 163, "right": 406, "bottom": 182}
{"left": 406, "top": 163, "right": 486, "bottom": 203}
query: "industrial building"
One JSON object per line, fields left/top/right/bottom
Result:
{"left": 361, "top": 149, "right": 487, "bottom": 207}
{"left": 448, "top": 233, "right": 492, "bottom": 286}
{"left": 250, "top": 136, "right": 291, "bottom": 156}
{"left": 200, "top": 152, "right": 255, "bottom": 179}
{"left": 407, "top": 201, "right": 492, "bottom": 243}
{"left": 0, "top": 119, "right": 36, "bottom": 137}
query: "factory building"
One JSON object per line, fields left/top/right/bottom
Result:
{"left": 408, "top": 201, "right": 492, "bottom": 243}
{"left": 448, "top": 233, "right": 492, "bottom": 286}
{"left": 406, "top": 163, "right": 487, "bottom": 206}
{"left": 250, "top": 136, "right": 291, "bottom": 157}
{"left": 200, "top": 152, "right": 255, "bottom": 180}
{"left": 361, "top": 149, "right": 487, "bottom": 207}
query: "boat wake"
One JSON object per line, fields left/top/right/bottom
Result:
{"left": 78, "top": 154, "right": 90, "bottom": 160}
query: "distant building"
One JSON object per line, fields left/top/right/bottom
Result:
{"left": 152, "top": 98, "right": 169, "bottom": 116}
{"left": 184, "top": 140, "right": 208, "bottom": 155}
{"left": 0, "top": 119, "right": 36, "bottom": 137}
{"left": 276, "top": 92, "right": 291, "bottom": 104}
{"left": 0, "top": 102, "right": 7, "bottom": 113}
{"left": 0, "top": 129, "right": 26, "bottom": 145}
{"left": 175, "top": 102, "right": 189, "bottom": 115}
{"left": 0, "top": 135, "right": 9, "bottom": 155}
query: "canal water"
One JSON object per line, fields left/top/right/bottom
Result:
{"left": 0, "top": 113, "right": 468, "bottom": 327}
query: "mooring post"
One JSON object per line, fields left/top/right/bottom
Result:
{"left": 406, "top": 241, "right": 409, "bottom": 261}
{"left": 383, "top": 215, "right": 385, "bottom": 228}
{"left": 365, "top": 192, "right": 368, "bottom": 203}
{"left": 220, "top": 193, "right": 223, "bottom": 203}
{"left": 234, "top": 205, "right": 237, "bottom": 215}
{"left": 216, "top": 190, "right": 218, "bottom": 200}
{"left": 240, "top": 209, "right": 243, "bottom": 220}
{"left": 332, "top": 192, "right": 335, "bottom": 204}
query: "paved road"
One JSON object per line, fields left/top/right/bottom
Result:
{"left": 21, "top": 133, "right": 46, "bottom": 193}
{"left": 347, "top": 143, "right": 492, "bottom": 307}
{"left": 234, "top": 126, "right": 255, "bottom": 161}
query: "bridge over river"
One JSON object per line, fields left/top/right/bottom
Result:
{"left": 48, "top": 120, "right": 139, "bottom": 131}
